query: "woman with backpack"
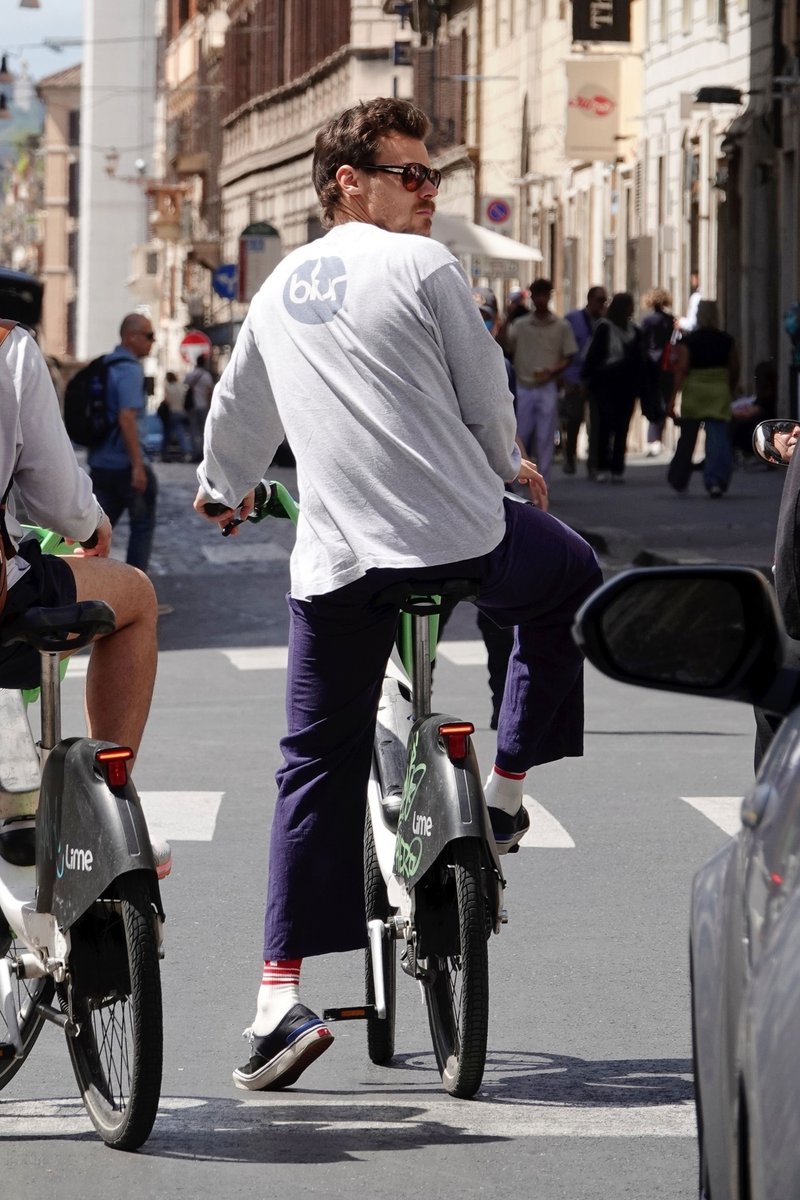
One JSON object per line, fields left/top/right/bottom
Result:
{"left": 581, "top": 292, "right": 646, "bottom": 483}
{"left": 640, "top": 288, "right": 676, "bottom": 457}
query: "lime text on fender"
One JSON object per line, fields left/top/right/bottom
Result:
{"left": 62, "top": 844, "right": 94, "bottom": 872}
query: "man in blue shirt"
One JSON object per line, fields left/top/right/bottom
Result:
{"left": 563, "top": 287, "right": 607, "bottom": 476}
{"left": 88, "top": 313, "right": 157, "bottom": 572}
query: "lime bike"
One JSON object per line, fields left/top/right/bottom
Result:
{"left": 0, "top": 529, "right": 166, "bottom": 1151}
{"left": 209, "top": 482, "right": 507, "bottom": 1098}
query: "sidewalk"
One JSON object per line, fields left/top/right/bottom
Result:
{"left": 546, "top": 451, "right": 786, "bottom": 574}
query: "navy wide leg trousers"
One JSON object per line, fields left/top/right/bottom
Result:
{"left": 263, "top": 497, "right": 602, "bottom": 960}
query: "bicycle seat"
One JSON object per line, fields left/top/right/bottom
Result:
{"left": 1, "top": 601, "right": 116, "bottom": 652}
{"left": 375, "top": 577, "right": 480, "bottom": 615}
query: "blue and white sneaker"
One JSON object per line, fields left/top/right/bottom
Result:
{"left": 489, "top": 804, "right": 530, "bottom": 854}
{"left": 233, "top": 1004, "right": 334, "bottom": 1091}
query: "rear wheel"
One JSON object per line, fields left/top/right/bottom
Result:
{"left": 364, "top": 814, "right": 396, "bottom": 1064}
{"left": 0, "top": 923, "right": 53, "bottom": 1090}
{"left": 59, "top": 874, "right": 162, "bottom": 1150}
{"left": 422, "top": 839, "right": 490, "bottom": 1098}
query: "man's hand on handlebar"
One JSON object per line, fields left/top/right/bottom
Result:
{"left": 193, "top": 487, "right": 256, "bottom": 535}
{"left": 66, "top": 514, "right": 113, "bottom": 559}
{"left": 515, "top": 459, "right": 549, "bottom": 511}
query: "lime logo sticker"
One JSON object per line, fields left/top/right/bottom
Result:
{"left": 284, "top": 257, "right": 347, "bottom": 324}
{"left": 57, "top": 843, "right": 94, "bottom": 875}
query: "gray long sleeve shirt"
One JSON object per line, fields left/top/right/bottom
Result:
{"left": 199, "top": 221, "right": 520, "bottom": 600}
{"left": 1, "top": 325, "right": 101, "bottom": 551}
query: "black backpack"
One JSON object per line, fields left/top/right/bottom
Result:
{"left": 63, "top": 354, "right": 124, "bottom": 447}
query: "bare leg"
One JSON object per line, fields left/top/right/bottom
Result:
{"left": 63, "top": 557, "right": 157, "bottom": 759}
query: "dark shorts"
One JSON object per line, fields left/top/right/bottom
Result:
{"left": 0, "top": 539, "right": 77, "bottom": 689}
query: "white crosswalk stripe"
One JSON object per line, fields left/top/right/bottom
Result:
{"left": 0, "top": 1093, "right": 695, "bottom": 1139}
{"left": 138, "top": 792, "right": 224, "bottom": 842}
{"left": 519, "top": 796, "right": 576, "bottom": 848}
{"left": 202, "top": 541, "right": 289, "bottom": 565}
{"left": 437, "top": 639, "right": 488, "bottom": 666}
{"left": 221, "top": 646, "right": 288, "bottom": 670}
{"left": 680, "top": 796, "right": 742, "bottom": 836}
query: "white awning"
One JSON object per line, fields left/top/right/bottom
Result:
{"left": 431, "top": 211, "right": 543, "bottom": 262}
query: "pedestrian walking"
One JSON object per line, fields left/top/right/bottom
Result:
{"left": 678, "top": 270, "right": 702, "bottom": 333}
{"left": 730, "top": 360, "right": 778, "bottom": 463}
{"left": 183, "top": 353, "right": 214, "bottom": 461}
{"left": 667, "top": 300, "right": 739, "bottom": 498}
{"left": 158, "top": 370, "right": 192, "bottom": 461}
{"left": 505, "top": 278, "right": 578, "bottom": 484}
{"left": 581, "top": 292, "right": 645, "bottom": 483}
{"left": 87, "top": 312, "right": 158, "bottom": 573}
{"left": 640, "top": 287, "right": 676, "bottom": 457}
{"left": 563, "top": 286, "right": 608, "bottom": 475}
{"left": 496, "top": 286, "right": 530, "bottom": 355}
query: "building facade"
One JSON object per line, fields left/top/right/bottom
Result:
{"left": 77, "top": 0, "right": 157, "bottom": 359}
{"left": 36, "top": 64, "right": 81, "bottom": 361}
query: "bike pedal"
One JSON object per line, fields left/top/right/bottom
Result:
{"left": 322, "top": 1005, "right": 377, "bottom": 1023}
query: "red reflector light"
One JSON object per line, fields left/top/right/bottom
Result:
{"left": 96, "top": 747, "right": 134, "bottom": 788}
{"left": 439, "top": 722, "right": 474, "bottom": 761}
{"left": 771, "top": 872, "right": 784, "bottom": 887}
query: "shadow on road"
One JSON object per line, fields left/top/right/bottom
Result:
{"left": 361, "top": 1048, "right": 694, "bottom": 1107}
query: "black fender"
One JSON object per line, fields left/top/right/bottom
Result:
{"left": 394, "top": 714, "right": 502, "bottom": 906}
{"left": 36, "top": 738, "right": 162, "bottom": 930}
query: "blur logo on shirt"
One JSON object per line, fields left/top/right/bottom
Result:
{"left": 284, "top": 257, "right": 347, "bottom": 325}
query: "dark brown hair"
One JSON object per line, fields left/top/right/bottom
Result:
{"left": 312, "top": 97, "right": 430, "bottom": 226}
{"left": 607, "top": 292, "right": 634, "bottom": 328}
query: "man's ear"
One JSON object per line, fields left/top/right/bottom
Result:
{"left": 335, "top": 164, "right": 362, "bottom": 197}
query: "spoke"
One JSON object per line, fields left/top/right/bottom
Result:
{"left": 88, "top": 991, "right": 132, "bottom": 1112}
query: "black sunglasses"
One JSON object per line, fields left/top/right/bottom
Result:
{"left": 362, "top": 162, "right": 442, "bottom": 192}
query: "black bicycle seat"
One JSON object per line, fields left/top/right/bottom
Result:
{"left": 375, "top": 577, "right": 480, "bottom": 615}
{"left": 0, "top": 601, "right": 116, "bottom": 652}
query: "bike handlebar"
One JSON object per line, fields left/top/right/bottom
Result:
{"left": 204, "top": 480, "right": 299, "bottom": 534}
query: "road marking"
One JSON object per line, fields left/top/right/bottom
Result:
{"left": 63, "top": 655, "right": 91, "bottom": 679}
{"left": 138, "top": 791, "right": 223, "bottom": 841}
{"left": 437, "top": 639, "right": 487, "bottom": 666}
{"left": 519, "top": 796, "right": 576, "bottom": 848}
{"left": 221, "top": 646, "right": 288, "bottom": 671}
{"left": 681, "top": 796, "right": 742, "bottom": 836}
{"left": 202, "top": 541, "right": 289, "bottom": 565}
{"left": 0, "top": 1094, "right": 695, "bottom": 1139}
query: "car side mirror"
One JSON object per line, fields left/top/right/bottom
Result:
{"left": 573, "top": 566, "right": 794, "bottom": 713}
{"left": 753, "top": 419, "right": 800, "bottom": 466}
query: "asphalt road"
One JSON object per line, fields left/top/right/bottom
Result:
{"left": 0, "top": 563, "right": 754, "bottom": 1198}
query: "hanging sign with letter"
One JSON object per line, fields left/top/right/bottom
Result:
{"left": 572, "top": 0, "right": 631, "bottom": 42}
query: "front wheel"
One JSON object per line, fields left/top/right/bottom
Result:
{"left": 422, "top": 838, "right": 490, "bottom": 1098}
{"left": 58, "top": 873, "right": 163, "bottom": 1150}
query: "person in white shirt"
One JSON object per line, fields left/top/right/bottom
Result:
{"left": 194, "top": 97, "right": 601, "bottom": 1093}
{"left": 678, "top": 271, "right": 702, "bottom": 332}
{"left": 183, "top": 354, "right": 214, "bottom": 461}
